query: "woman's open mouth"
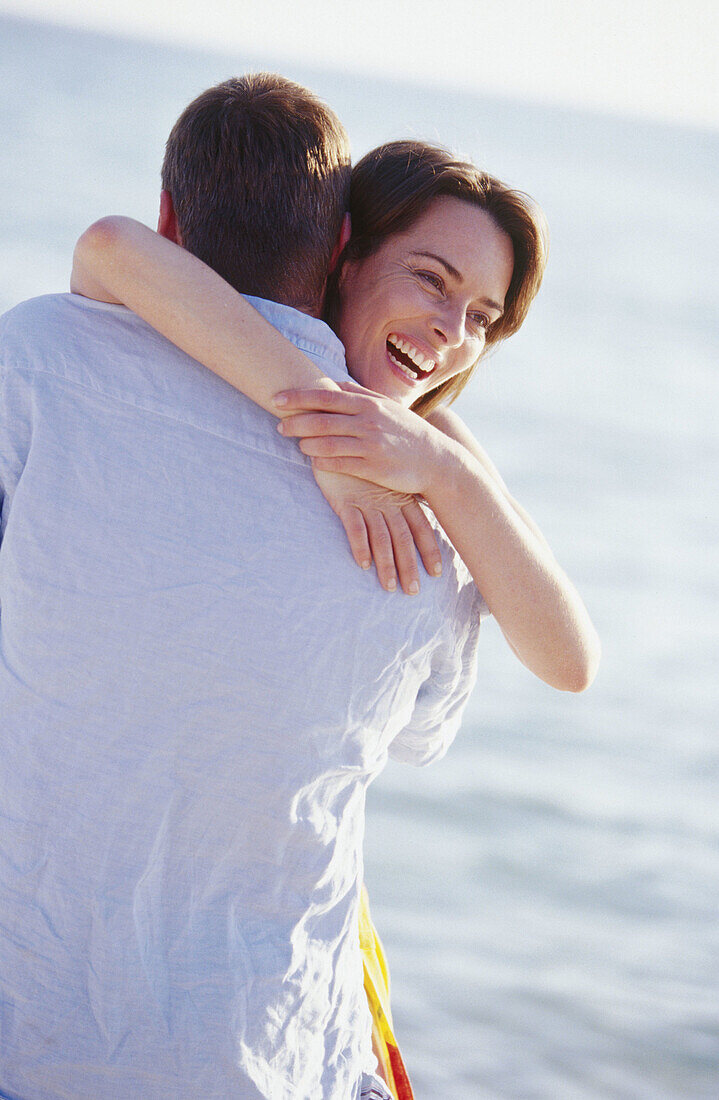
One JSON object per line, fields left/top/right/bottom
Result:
{"left": 386, "top": 334, "right": 436, "bottom": 383}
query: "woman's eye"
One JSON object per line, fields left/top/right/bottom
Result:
{"left": 469, "top": 312, "right": 490, "bottom": 331}
{"left": 418, "top": 270, "right": 444, "bottom": 291}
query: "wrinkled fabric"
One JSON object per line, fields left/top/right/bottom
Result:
{"left": 360, "top": 1076, "right": 395, "bottom": 1100}
{"left": 0, "top": 293, "right": 483, "bottom": 1099}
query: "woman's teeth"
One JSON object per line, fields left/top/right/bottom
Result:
{"left": 387, "top": 334, "right": 435, "bottom": 381}
{"left": 388, "top": 348, "right": 419, "bottom": 381}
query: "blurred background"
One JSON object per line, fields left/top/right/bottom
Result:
{"left": 1, "top": 2, "right": 717, "bottom": 1096}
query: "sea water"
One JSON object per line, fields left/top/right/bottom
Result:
{"left": 1, "top": 15, "right": 717, "bottom": 1098}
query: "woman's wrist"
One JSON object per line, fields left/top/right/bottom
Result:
{"left": 419, "top": 425, "right": 476, "bottom": 509}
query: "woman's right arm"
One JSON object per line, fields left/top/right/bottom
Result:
{"left": 70, "top": 218, "right": 442, "bottom": 594}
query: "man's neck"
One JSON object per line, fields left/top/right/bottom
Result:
{"left": 272, "top": 293, "right": 322, "bottom": 320}
{"left": 157, "top": 211, "right": 324, "bottom": 321}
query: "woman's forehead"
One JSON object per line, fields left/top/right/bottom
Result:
{"left": 396, "top": 196, "right": 503, "bottom": 247}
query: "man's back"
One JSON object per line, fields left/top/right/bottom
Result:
{"left": 0, "top": 293, "right": 481, "bottom": 1099}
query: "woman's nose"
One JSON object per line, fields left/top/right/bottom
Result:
{"left": 431, "top": 303, "right": 466, "bottom": 348}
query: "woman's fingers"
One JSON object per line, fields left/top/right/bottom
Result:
{"left": 363, "top": 511, "right": 399, "bottom": 593}
{"left": 382, "top": 509, "right": 421, "bottom": 595}
{"left": 402, "top": 500, "right": 443, "bottom": 577}
{"left": 355, "top": 505, "right": 422, "bottom": 595}
{"left": 273, "top": 387, "right": 370, "bottom": 414}
{"left": 308, "top": 461, "right": 435, "bottom": 595}
{"left": 337, "top": 505, "right": 372, "bottom": 572}
{"left": 298, "top": 435, "right": 364, "bottom": 459}
{"left": 278, "top": 410, "right": 359, "bottom": 439}
{"left": 338, "top": 494, "right": 441, "bottom": 586}
{"left": 311, "top": 455, "right": 373, "bottom": 480}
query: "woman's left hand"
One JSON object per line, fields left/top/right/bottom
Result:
{"left": 274, "top": 383, "right": 447, "bottom": 498}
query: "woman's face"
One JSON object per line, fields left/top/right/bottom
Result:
{"left": 337, "top": 196, "right": 514, "bottom": 406}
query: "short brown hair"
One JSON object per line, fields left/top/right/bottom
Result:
{"left": 162, "top": 74, "right": 351, "bottom": 312}
{"left": 329, "top": 141, "right": 548, "bottom": 417}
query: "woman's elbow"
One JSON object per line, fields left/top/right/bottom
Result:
{"left": 558, "top": 633, "right": 601, "bottom": 693}
{"left": 504, "top": 624, "right": 601, "bottom": 693}
{"left": 74, "top": 216, "right": 125, "bottom": 266}
{"left": 72, "top": 217, "right": 131, "bottom": 302}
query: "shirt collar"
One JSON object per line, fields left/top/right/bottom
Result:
{"left": 244, "top": 295, "right": 349, "bottom": 384}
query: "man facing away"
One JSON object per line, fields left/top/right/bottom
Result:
{"left": 0, "top": 76, "right": 483, "bottom": 1098}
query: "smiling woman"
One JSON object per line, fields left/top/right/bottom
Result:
{"left": 335, "top": 197, "right": 514, "bottom": 404}
{"left": 329, "top": 140, "right": 547, "bottom": 418}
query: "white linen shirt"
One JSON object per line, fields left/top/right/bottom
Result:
{"left": 0, "top": 293, "right": 483, "bottom": 1099}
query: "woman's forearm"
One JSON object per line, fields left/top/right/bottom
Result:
{"left": 71, "top": 217, "right": 339, "bottom": 416}
{"left": 274, "top": 388, "right": 600, "bottom": 691}
{"left": 422, "top": 442, "right": 600, "bottom": 692}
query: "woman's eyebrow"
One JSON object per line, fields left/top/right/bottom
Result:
{"left": 411, "top": 250, "right": 462, "bottom": 280}
{"left": 411, "top": 250, "right": 505, "bottom": 315}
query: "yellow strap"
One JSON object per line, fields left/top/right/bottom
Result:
{"left": 359, "top": 886, "right": 415, "bottom": 1100}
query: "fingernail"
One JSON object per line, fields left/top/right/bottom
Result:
{"left": 273, "top": 394, "right": 288, "bottom": 406}
{"left": 361, "top": 560, "right": 371, "bottom": 570}
{"left": 387, "top": 578, "right": 397, "bottom": 592}
{"left": 276, "top": 421, "right": 285, "bottom": 433}
{"left": 409, "top": 581, "right": 419, "bottom": 595}
{"left": 433, "top": 562, "right": 442, "bottom": 576}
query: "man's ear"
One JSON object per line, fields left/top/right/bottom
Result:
{"left": 328, "top": 213, "right": 351, "bottom": 273}
{"left": 157, "top": 190, "right": 183, "bottom": 245}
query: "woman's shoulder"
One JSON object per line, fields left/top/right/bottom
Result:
{"left": 425, "top": 403, "right": 467, "bottom": 439}
{"left": 425, "top": 404, "right": 509, "bottom": 493}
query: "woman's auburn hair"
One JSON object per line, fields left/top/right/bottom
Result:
{"left": 328, "top": 140, "right": 548, "bottom": 418}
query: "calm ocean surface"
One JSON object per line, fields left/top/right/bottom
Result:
{"left": 1, "top": 15, "right": 717, "bottom": 1098}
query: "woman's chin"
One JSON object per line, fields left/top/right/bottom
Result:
{"left": 348, "top": 354, "right": 429, "bottom": 406}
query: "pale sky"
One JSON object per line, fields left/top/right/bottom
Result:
{"left": 2, "top": 0, "right": 718, "bottom": 130}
